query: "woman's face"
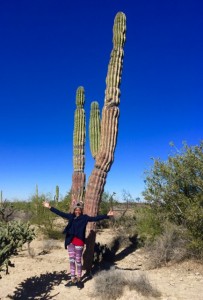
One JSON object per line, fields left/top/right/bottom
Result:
{"left": 74, "top": 207, "right": 82, "bottom": 217}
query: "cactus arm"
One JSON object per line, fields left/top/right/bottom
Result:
{"left": 89, "top": 101, "right": 101, "bottom": 159}
{"left": 71, "top": 87, "right": 86, "bottom": 206}
{"left": 84, "top": 12, "right": 126, "bottom": 215}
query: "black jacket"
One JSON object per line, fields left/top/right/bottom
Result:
{"left": 50, "top": 207, "right": 109, "bottom": 248}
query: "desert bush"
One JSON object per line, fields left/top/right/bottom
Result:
{"left": 113, "top": 214, "right": 137, "bottom": 233}
{"left": 43, "top": 228, "right": 64, "bottom": 240}
{"left": 135, "top": 205, "right": 163, "bottom": 243}
{"left": 145, "top": 222, "right": 189, "bottom": 268}
{"left": 131, "top": 273, "right": 161, "bottom": 297}
{"left": 25, "top": 191, "right": 71, "bottom": 240}
{"left": 99, "top": 191, "right": 118, "bottom": 215}
{"left": 12, "top": 200, "right": 31, "bottom": 211}
{"left": 29, "top": 194, "right": 55, "bottom": 228}
{"left": 11, "top": 201, "right": 32, "bottom": 222}
{"left": 56, "top": 191, "right": 71, "bottom": 211}
{"left": 187, "top": 237, "right": 203, "bottom": 260}
{"left": 143, "top": 141, "right": 203, "bottom": 258}
{"left": 90, "top": 268, "right": 161, "bottom": 299}
{"left": 40, "top": 239, "right": 62, "bottom": 253}
{"left": 27, "top": 244, "right": 36, "bottom": 258}
{"left": 0, "top": 200, "right": 16, "bottom": 222}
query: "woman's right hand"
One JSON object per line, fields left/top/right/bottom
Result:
{"left": 42, "top": 201, "right": 51, "bottom": 209}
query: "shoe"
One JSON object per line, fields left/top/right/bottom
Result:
{"left": 77, "top": 280, "right": 84, "bottom": 289}
{"left": 65, "top": 281, "right": 76, "bottom": 287}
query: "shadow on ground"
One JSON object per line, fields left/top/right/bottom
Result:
{"left": 7, "top": 271, "right": 70, "bottom": 300}
{"left": 95, "top": 235, "right": 138, "bottom": 262}
{"left": 86, "top": 234, "right": 140, "bottom": 277}
{"left": 114, "top": 235, "right": 139, "bottom": 262}
{"left": 7, "top": 236, "right": 139, "bottom": 298}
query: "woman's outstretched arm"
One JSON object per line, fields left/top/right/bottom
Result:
{"left": 42, "top": 201, "right": 72, "bottom": 219}
{"left": 86, "top": 210, "right": 114, "bottom": 222}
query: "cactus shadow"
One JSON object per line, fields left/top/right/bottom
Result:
{"left": 113, "top": 235, "right": 139, "bottom": 262}
{"left": 94, "top": 234, "right": 139, "bottom": 265}
{"left": 7, "top": 270, "right": 70, "bottom": 300}
{"left": 81, "top": 235, "right": 139, "bottom": 282}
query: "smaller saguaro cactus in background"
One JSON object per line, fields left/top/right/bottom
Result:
{"left": 35, "top": 184, "right": 39, "bottom": 215}
{"left": 35, "top": 184, "right": 39, "bottom": 198}
{"left": 0, "top": 190, "right": 3, "bottom": 207}
{"left": 89, "top": 101, "right": 101, "bottom": 159}
{"left": 71, "top": 87, "right": 86, "bottom": 207}
{"left": 54, "top": 185, "right": 59, "bottom": 205}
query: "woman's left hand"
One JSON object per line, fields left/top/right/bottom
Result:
{"left": 107, "top": 210, "right": 114, "bottom": 217}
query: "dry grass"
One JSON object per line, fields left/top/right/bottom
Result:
{"left": 39, "top": 239, "right": 62, "bottom": 253}
{"left": 27, "top": 239, "right": 62, "bottom": 257}
{"left": 145, "top": 223, "right": 188, "bottom": 268}
{"left": 27, "top": 245, "right": 36, "bottom": 258}
{"left": 90, "top": 268, "right": 161, "bottom": 299}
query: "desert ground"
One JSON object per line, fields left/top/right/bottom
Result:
{"left": 0, "top": 228, "right": 203, "bottom": 300}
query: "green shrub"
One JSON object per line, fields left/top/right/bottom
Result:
{"left": 99, "top": 191, "right": 118, "bottom": 215}
{"left": 135, "top": 205, "right": 163, "bottom": 243}
{"left": 0, "top": 200, "right": 16, "bottom": 222}
{"left": 43, "top": 228, "right": 64, "bottom": 240}
{"left": 143, "top": 141, "right": 203, "bottom": 258}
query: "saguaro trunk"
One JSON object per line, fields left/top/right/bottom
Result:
{"left": 83, "top": 12, "right": 126, "bottom": 271}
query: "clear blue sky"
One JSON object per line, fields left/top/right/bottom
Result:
{"left": 1, "top": 0, "right": 203, "bottom": 201}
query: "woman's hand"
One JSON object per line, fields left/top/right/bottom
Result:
{"left": 42, "top": 201, "right": 51, "bottom": 209}
{"left": 107, "top": 210, "right": 114, "bottom": 217}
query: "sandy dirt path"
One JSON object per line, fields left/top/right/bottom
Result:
{"left": 0, "top": 229, "right": 203, "bottom": 300}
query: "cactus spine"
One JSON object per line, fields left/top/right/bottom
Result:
{"left": 71, "top": 87, "right": 86, "bottom": 206}
{"left": 89, "top": 101, "right": 101, "bottom": 159}
{"left": 83, "top": 12, "right": 126, "bottom": 270}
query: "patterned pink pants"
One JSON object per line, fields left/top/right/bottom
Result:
{"left": 67, "top": 243, "right": 84, "bottom": 279}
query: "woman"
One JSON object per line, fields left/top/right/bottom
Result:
{"left": 42, "top": 201, "right": 113, "bottom": 289}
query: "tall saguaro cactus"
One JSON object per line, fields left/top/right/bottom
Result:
{"left": 71, "top": 87, "right": 86, "bottom": 206}
{"left": 83, "top": 12, "right": 126, "bottom": 270}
